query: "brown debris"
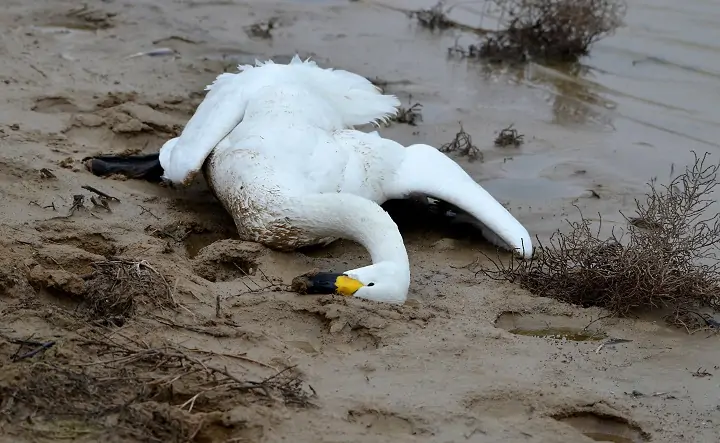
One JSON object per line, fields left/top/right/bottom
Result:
{"left": 290, "top": 269, "right": 321, "bottom": 295}
{"left": 245, "top": 17, "right": 279, "bottom": 39}
{"left": 407, "top": 2, "right": 456, "bottom": 31}
{"left": 456, "top": 0, "right": 627, "bottom": 63}
{"left": 391, "top": 102, "right": 423, "bottom": 126}
{"left": 83, "top": 259, "right": 177, "bottom": 321}
{"left": 0, "top": 327, "right": 315, "bottom": 442}
{"left": 494, "top": 124, "right": 524, "bottom": 148}
{"left": 440, "top": 123, "right": 482, "bottom": 161}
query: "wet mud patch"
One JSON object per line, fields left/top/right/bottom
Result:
{"left": 32, "top": 96, "right": 82, "bottom": 114}
{"left": 271, "top": 304, "right": 384, "bottom": 352}
{"left": 34, "top": 244, "right": 105, "bottom": 275}
{"left": 552, "top": 411, "right": 649, "bottom": 442}
{"left": 232, "top": 296, "right": 435, "bottom": 353}
{"left": 39, "top": 231, "right": 118, "bottom": 257}
{"left": 47, "top": 5, "right": 117, "bottom": 31}
{"left": 166, "top": 193, "right": 238, "bottom": 235}
{"left": 22, "top": 4, "right": 117, "bottom": 31}
{"left": 191, "top": 239, "right": 266, "bottom": 282}
{"left": 145, "top": 216, "right": 238, "bottom": 258}
{"left": 0, "top": 256, "right": 36, "bottom": 300}
{"left": 346, "top": 407, "right": 432, "bottom": 436}
{"left": 185, "top": 231, "right": 239, "bottom": 259}
{"left": 62, "top": 92, "right": 194, "bottom": 157}
{"left": 26, "top": 265, "right": 86, "bottom": 310}
{"left": 495, "top": 311, "right": 607, "bottom": 341}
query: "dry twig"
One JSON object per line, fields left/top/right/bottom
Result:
{"left": 0, "top": 327, "right": 316, "bottom": 442}
{"left": 390, "top": 100, "right": 423, "bottom": 126}
{"left": 83, "top": 259, "right": 177, "bottom": 320}
{"left": 494, "top": 124, "right": 524, "bottom": 147}
{"left": 440, "top": 122, "right": 482, "bottom": 161}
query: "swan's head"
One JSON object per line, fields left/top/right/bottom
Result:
{"left": 295, "top": 261, "right": 410, "bottom": 305}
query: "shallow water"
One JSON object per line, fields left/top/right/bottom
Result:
{"left": 366, "top": 0, "right": 720, "bottom": 239}
{"left": 262, "top": 0, "right": 720, "bottom": 241}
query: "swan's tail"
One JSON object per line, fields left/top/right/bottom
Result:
{"left": 241, "top": 55, "right": 401, "bottom": 127}
{"left": 159, "top": 55, "right": 400, "bottom": 185}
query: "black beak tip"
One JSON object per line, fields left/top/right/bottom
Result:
{"left": 291, "top": 271, "right": 343, "bottom": 295}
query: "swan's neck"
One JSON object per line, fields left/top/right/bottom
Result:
{"left": 291, "top": 193, "right": 409, "bottom": 267}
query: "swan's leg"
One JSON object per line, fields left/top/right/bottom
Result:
{"left": 385, "top": 144, "right": 534, "bottom": 258}
{"left": 84, "top": 153, "right": 165, "bottom": 182}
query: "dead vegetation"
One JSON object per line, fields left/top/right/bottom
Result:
{"left": 479, "top": 0, "right": 626, "bottom": 62}
{"left": 406, "top": 2, "right": 457, "bottom": 31}
{"left": 83, "top": 259, "right": 177, "bottom": 321}
{"left": 494, "top": 124, "right": 524, "bottom": 147}
{"left": 25, "top": 256, "right": 180, "bottom": 325}
{"left": 440, "top": 123, "right": 482, "bottom": 161}
{"left": 0, "top": 326, "right": 315, "bottom": 442}
{"left": 413, "top": 0, "right": 626, "bottom": 62}
{"left": 245, "top": 17, "right": 279, "bottom": 39}
{"left": 390, "top": 99, "right": 423, "bottom": 126}
{"left": 480, "top": 151, "right": 720, "bottom": 331}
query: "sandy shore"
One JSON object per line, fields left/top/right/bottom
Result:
{"left": 0, "top": 1, "right": 718, "bottom": 442}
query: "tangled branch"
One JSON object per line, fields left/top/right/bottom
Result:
{"left": 479, "top": 151, "right": 720, "bottom": 330}
{"left": 477, "top": 0, "right": 627, "bottom": 62}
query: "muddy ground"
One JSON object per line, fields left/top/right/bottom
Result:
{"left": 0, "top": 0, "right": 718, "bottom": 442}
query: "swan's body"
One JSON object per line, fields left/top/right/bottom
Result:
{"left": 88, "top": 56, "right": 533, "bottom": 304}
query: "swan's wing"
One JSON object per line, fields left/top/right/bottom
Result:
{"left": 384, "top": 144, "right": 534, "bottom": 258}
{"left": 159, "top": 72, "right": 255, "bottom": 185}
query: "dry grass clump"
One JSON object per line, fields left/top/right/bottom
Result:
{"left": 245, "top": 17, "right": 279, "bottom": 39}
{"left": 494, "top": 123, "right": 524, "bottom": 147}
{"left": 83, "top": 258, "right": 176, "bottom": 321}
{"left": 407, "top": 1, "right": 456, "bottom": 31}
{"left": 480, "top": 152, "right": 720, "bottom": 330}
{"left": 440, "top": 123, "right": 482, "bottom": 161}
{"left": 391, "top": 101, "right": 424, "bottom": 126}
{"left": 478, "top": 0, "right": 627, "bottom": 62}
{"left": 0, "top": 327, "right": 316, "bottom": 441}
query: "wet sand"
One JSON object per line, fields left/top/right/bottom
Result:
{"left": 1, "top": 0, "right": 719, "bottom": 442}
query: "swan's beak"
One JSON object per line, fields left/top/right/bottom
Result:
{"left": 291, "top": 272, "right": 365, "bottom": 296}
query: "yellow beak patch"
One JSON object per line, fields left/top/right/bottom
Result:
{"left": 335, "top": 275, "right": 365, "bottom": 296}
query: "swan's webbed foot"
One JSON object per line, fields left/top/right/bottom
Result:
{"left": 291, "top": 271, "right": 365, "bottom": 297}
{"left": 83, "top": 153, "right": 165, "bottom": 182}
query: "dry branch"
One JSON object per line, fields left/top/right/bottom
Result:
{"left": 453, "top": 0, "right": 627, "bottom": 62}
{"left": 479, "top": 151, "right": 720, "bottom": 330}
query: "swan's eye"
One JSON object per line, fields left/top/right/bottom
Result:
{"left": 367, "top": 282, "right": 375, "bottom": 287}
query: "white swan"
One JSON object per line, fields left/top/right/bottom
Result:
{"left": 85, "top": 56, "right": 533, "bottom": 304}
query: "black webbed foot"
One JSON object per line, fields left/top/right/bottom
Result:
{"left": 83, "top": 153, "right": 164, "bottom": 182}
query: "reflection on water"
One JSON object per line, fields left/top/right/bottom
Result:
{"left": 531, "top": 63, "right": 617, "bottom": 128}
{"left": 451, "top": 0, "right": 720, "bottom": 146}
{"left": 475, "top": 60, "right": 617, "bottom": 127}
